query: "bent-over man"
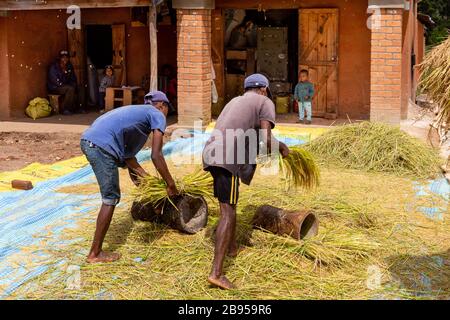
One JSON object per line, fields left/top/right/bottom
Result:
{"left": 80, "top": 91, "right": 178, "bottom": 263}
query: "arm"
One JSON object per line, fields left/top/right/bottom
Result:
{"left": 124, "top": 157, "right": 148, "bottom": 186}
{"left": 67, "top": 63, "right": 77, "bottom": 86}
{"left": 309, "top": 83, "right": 315, "bottom": 99}
{"left": 151, "top": 129, "right": 178, "bottom": 197}
{"left": 294, "top": 84, "right": 299, "bottom": 101}
{"left": 260, "top": 120, "right": 290, "bottom": 158}
{"left": 48, "top": 64, "right": 63, "bottom": 89}
{"left": 99, "top": 76, "right": 109, "bottom": 91}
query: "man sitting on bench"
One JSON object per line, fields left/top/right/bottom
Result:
{"left": 47, "top": 50, "right": 84, "bottom": 115}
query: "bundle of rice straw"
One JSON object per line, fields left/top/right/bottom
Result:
{"left": 306, "top": 122, "right": 442, "bottom": 178}
{"left": 419, "top": 36, "right": 450, "bottom": 143}
{"left": 132, "top": 169, "right": 213, "bottom": 208}
{"left": 258, "top": 147, "right": 320, "bottom": 190}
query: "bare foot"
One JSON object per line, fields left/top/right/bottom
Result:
{"left": 86, "top": 251, "right": 121, "bottom": 264}
{"left": 208, "top": 275, "right": 235, "bottom": 290}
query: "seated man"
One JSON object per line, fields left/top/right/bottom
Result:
{"left": 47, "top": 50, "right": 84, "bottom": 115}
{"left": 80, "top": 91, "right": 178, "bottom": 263}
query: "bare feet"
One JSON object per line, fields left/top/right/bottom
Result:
{"left": 86, "top": 251, "right": 121, "bottom": 264}
{"left": 208, "top": 274, "right": 235, "bottom": 290}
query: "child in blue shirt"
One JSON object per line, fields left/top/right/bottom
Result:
{"left": 99, "top": 65, "right": 115, "bottom": 112}
{"left": 294, "top": 69, "right": 315, "bottom": 124}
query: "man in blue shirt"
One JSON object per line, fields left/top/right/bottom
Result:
{"left": 80, "top": 91, "right": 178, "bottom": 263}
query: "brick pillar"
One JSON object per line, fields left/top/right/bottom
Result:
{"left": 177, "top": 9, "right": 212, "bottom": 127}
{"left": 370, "top": 9, "right": 403, "bottom": 124}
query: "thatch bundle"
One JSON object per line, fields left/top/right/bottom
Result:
{"left": 306, "top": 122, "right": 442, "bottom": 178}
{"left": 419, "top": 36, "right": 450, "bottom": 141}
{"left": 132, "top": 169, "right": 214, "bottom": 208}
{"left": 257, "top": 147, "right": 320, "bottom": 190}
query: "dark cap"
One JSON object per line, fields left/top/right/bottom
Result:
{"left": 144, "top": 91, "right": 175, "bottom": 113}
{"left": 244, "top": 73, "right": 273, "bottom": 99}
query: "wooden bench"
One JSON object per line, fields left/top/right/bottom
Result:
{"left": 48, "top": 94, "right": 62, "bottom": 114}
{"left": 105, "top": 86, "right": 144, "bottom": 111}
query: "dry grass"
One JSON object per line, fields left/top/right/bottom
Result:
{"left": 419, "top": 36, "right": 450, "bottom": 138}
{"left": 8, "top": 162, "right": 450, "bottom": 300}
{"left": 306, "top": 122, "right": 442, "bottom": 179}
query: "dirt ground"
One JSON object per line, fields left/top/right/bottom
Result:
{"left": 0, "top": 132, "right": 83, "bottom": 171}
{"left": 0, "top": 109, "right": 443, "bottom": 173}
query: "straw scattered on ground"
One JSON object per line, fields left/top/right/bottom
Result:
{"left": 305, "top": 122, "right": 442, "bottom": 179}
{"left": 9, "top": 161, "right": 449, "bottom": 300}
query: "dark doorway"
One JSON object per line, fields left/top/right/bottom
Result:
{"left": 86, "top": 25, "right": 113, "bottom": 69}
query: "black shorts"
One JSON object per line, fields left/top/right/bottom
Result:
{"left": 207, "top": 167, "right": 240, "bottom": 205}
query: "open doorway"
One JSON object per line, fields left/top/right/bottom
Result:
{"left": 84, "top": 25, "right": 113, "bottom": 110}
{"left": 86, "top": 25, "right": 113, "bottom": 69}
{"left": 222, "top": 9, "right": 298, "bottom": 112}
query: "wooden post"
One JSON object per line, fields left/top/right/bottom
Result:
{"left": 149, "top": 4, "right": 158, "bottom": 91}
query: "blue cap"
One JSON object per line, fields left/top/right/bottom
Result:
{"left": 145, "top": 91, "right": 174, "bottom": 112}
{"left": 244, "top": 73, "right": 272, "bottom": 99}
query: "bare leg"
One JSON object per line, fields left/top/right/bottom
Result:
{"left": 227, "top": 217, "right": 239, "bottom": 257}
{"left": 86, "top": 204, "right": 121, "bottom": 263}
{"left": 208, "top": 203, "right": 236, "bottom": 290}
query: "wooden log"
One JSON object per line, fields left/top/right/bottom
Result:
{"left": 131, "top": 195, "right": 208, "bottom": 234}
{"left": 252, "top": 205, "right": 319, "bottom": 240}
{"left": 11, "top": 180, "right": 33, "bottom": 190}
{"left": 130, "top": 201, "right": 159, "bottom": 222}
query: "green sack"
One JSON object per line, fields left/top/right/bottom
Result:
{"left": 26, "top": 97, "right": 52, "bottom": 120}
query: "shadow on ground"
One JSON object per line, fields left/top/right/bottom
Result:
{"left": 386, "top": 249, "right": 450, "bottom": 299}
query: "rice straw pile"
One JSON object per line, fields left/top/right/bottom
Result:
{"left": 305, "top": 122, "right": 442, "bottom": 179}
{"left": 132, "top": 169, "right": 213, "bottom": 208}
{"left": 419, "top": 36, "right": 450, "bottom": 139}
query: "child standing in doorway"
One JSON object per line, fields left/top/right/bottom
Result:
{"left": 99, "top": 65, "right": 115, "bottom": 113}
{"left": 294, "top": 69, "right": 315, "bottom": 124}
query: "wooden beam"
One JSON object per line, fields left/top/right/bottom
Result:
{"left": 0, "top": 0, "right": 151, "bottom": 11}
{"left": 149, "top": 4, "right": 158, "bottom": 91}
{"left": 215, "top": 0, "right": 300, "bottom": 10}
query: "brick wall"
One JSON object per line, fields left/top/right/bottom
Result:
{"left": 370, "top": 8, "right": 403, "bottom": 124}
{"left": 177, "top": 9, "right": 212, "bottom": 127}
{"left": 0, "top": 17, "right": 10, "bottom": 119}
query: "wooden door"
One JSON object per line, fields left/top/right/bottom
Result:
{"left": 212, "top": 9, "right": 225, "bottom": 99}
{"left": 67, "top": 28, "right": 85, "bottom": 87}
{"left": 299, "top": 9, "right": 338, "bottom": 117}
{"left": 112, "top": 24, "right": 126, "bottom": 86}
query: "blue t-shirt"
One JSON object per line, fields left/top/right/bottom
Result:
{"left": 82, "top": 105, "right": 166, "bottom": 163}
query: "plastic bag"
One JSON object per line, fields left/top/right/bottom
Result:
{"left": 25, "top": 97, "right": 52, "bottom": 120}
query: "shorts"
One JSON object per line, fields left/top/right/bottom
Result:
{"left": 80, "top": 139, "right": 121, "bottom": 206}
{"left": 208, "top": 166, "right": 240, "bottom": 205}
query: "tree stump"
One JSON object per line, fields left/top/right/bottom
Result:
{"left": 252, "top": 205, "right": 319, "bottom": 240}
{"left": 130, "top": 195, "right": 208, "bottom": 234}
